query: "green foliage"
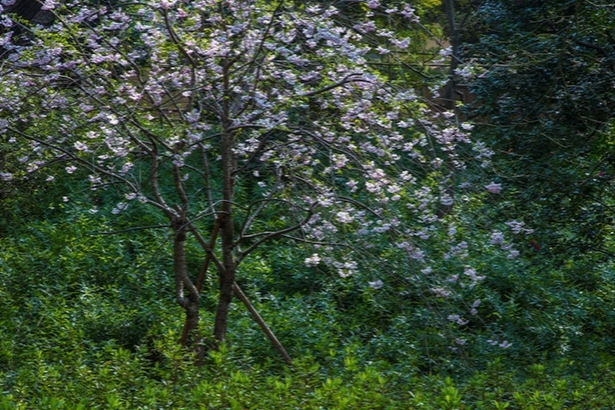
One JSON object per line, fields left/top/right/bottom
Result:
{"left": 1, "top": 193, "right": 615, "bottom": 407}
{"left": 3, "top": 192, "right": 615, "bottom": 407}
{"left": 465, "top": 0, "right": 615, "bottom": 259}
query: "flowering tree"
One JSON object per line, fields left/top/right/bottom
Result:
{"left": 0, "top": 0, "right": 505, "bottom": 361}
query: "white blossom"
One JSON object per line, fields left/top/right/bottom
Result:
{"left": 304, "top": 253, "right": 321, "bottom": 267}
{"left": 485, "top": 182, "right": 502, "bottom": 194}
{"left": 368, "top": 279, "right": 383, "bottom": 289}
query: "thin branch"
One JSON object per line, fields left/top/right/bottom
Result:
{"left": 173, "top": 163, "right": 190, "bottom": 210}
{"left": 336, "top": 195, "right": 383, "bottom": 219}
{"left": 299, "top": 73, "right": 371, "bottom": 97}
{"left": 231, "top": 129, "right": 276, "bottom": 176}
{"left": 230, "top": 0, "right": 285, "bottom": 75}
{"left": 237, "top": 188, "right": 287, "bottom": 240}
{"left": 232, "top": 281, "right": 293, "bottom": 365}
{"left": 196, "top": 220, "right": 221, "bottom": 293}
{"left": 186, "top": 220, "right": 226, "bottom": 276}
{"left": 236, "top": 204, "right": 316, "bottom": 263}
{"left": 88, "top": 224, "right": 170, "bottom": 236}
{"left": 200, "top": 144, "right": 216, "bottom": 214}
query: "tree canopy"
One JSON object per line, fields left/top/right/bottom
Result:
{"left": 1, "top": 0, "right": 509, "bottom": 359}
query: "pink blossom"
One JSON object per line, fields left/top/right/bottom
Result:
{"left": 158, "top": 0, "right": 176, "bottom": 9}
{"left": 431, "top": 287, "right": 451, "bottom": 298}
{"left": 336, "top": 211, "right": 354, "bottom": 224}
{"left": 40, "top": 0, "right": 58, "bottom": 10}
{"left": 499, "top": 341, "right": 512, "bottom": 349}
{"left": 485, "top": 182, "right": 502, "bottom": 194}
{"left": 304, "top": 253, "right": 321, "bottom": 267}
{"left": 400, "top": 4, "right": 418, "bottom": 21}
{"left": 440, "top": 195, "right": 454, "bottom": 206}
{"left": 74, "top": 141, "right": 88, "bottom": 151}
{"left": 490, "top": 231, "right": 504, "bottom": 245}
{"left": 447, "top": 314, "right": 468, "bottom": 325}
{"left": 0, "top": 172, "right": 13, "bottom": 181}
{"left": 391, "top": 38, "right": 410, "bottom": 48}
{"left": 346, "top": 180, "right": 358, "bottom": 192}
{"left": 368, "top": 279, "right": 383, "bottom": 289}
{"left": 0, "top": 15, "right": 12, "bottom": 28}
{"left": 505, "top": 220, "right": 534, "bottom": 234}
{"left": 111, "top": 202, "right": 129, "bottom": 214}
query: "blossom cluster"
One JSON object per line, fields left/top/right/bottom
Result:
{"left": 490, "top": 220, "right": 534, "bottom": 259}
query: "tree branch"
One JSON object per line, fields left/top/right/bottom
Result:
{"left": 232, "top": 281, "right": 293, "bottom": 365}
{"left": 236, "top": 204, "right": 316, "bottom": 263}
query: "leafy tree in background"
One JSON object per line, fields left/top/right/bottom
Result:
{"left": 1, "top": 0, "right": 507, "bottom": 362}
{"left": 462, "top": 0, "right": 615, "bottom": 258}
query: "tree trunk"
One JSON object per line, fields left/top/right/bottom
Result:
{"left": 213, "top": 255, "right": 235, "bottom": 343}
{"left": 213, "top": 185, "right": 235, "bottom": 343}
{"left": 213, "top": 146, "right": 236, "bottom": 342}
{"left": 180, "top": 295, "right": 200, "bottom": 347}
{"left": 213, "top": 61, "right": 236, "bottom": 343}
{"left": 173, "top": 220, "right": 201, "bottom": 347}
